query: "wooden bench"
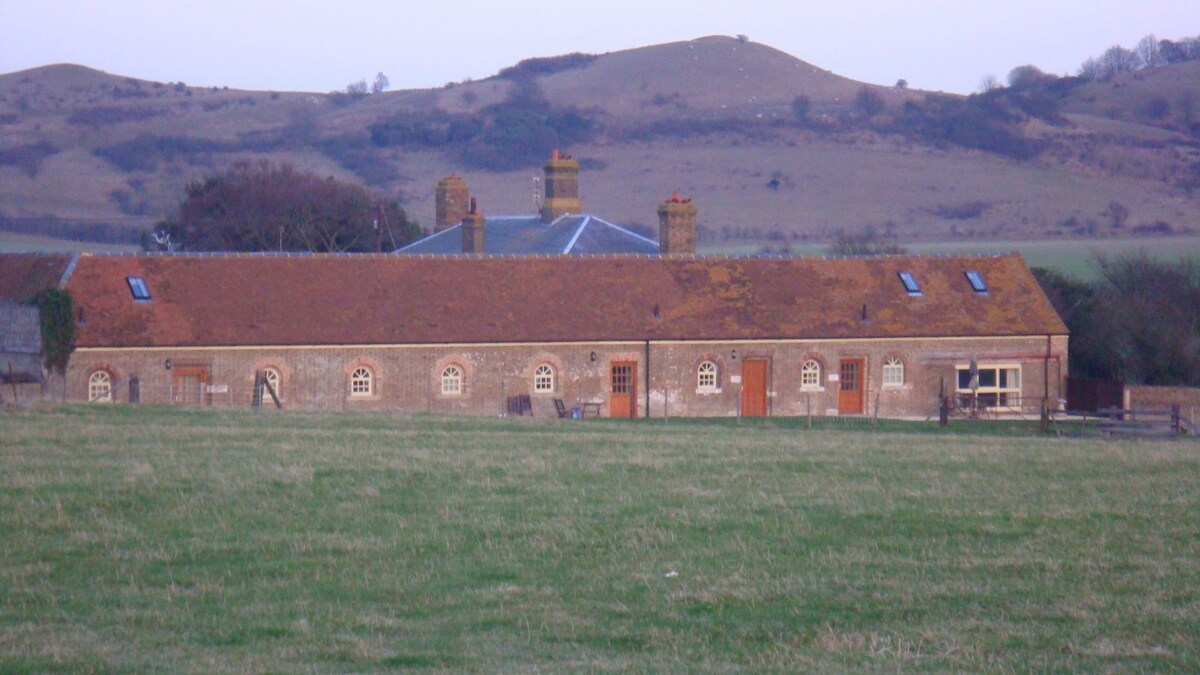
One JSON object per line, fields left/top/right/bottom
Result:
{"left": 553, "top": 398, "right": 570, "bottom": 419}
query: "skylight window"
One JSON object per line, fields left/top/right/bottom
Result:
{"left": 965, "top": 270, "right": 988, "bottom": 293}
{"left": 898, "top": 272, "right": 921, "bottom": 296}
{"left": 127, "top": 276, "right": 151, "bottom": 301}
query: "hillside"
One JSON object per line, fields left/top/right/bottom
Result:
{"left": 1, "top": 36, "right": 1199, "bottom": 250}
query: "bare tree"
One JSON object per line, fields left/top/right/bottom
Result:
{"left": 1137, "top": 34, "right": 1164, "bottom": 67}
{"left": 372, "top": 72, "right": 390, "bottom": 94}
{"left": 827, "top": 225, "right": 906, "bottom": 256}
{"left": 978, "top": 74, "right": 1001, "bottom": 92}
{"left": 1098, "top": 45, "right": 1143, "bottom": 78}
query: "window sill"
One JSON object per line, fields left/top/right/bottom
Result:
{"left": 696, "top": 388, "right": 722, "bottom": 396}
{"left": 799, "top": 386, "right": 825, "bottom": 393}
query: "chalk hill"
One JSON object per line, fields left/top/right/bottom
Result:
{"left": 1, "top": 36, "right": 1198, "bottom": 250}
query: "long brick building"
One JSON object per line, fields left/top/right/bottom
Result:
{"left": 1, "top": 252, "right": 1069, "bottom": 418}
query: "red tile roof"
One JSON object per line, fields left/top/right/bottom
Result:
{"left": 62, "top": 253, "right": 1067, "bottom": 348}
{"left": 0, "top": 253, "right": 73, "bottom": 303}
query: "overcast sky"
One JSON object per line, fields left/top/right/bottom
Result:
{"left": 2, "top": 1, "right": 1197, "bottom": 95}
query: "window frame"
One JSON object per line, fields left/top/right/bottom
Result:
{"left": 126, "top": 276, "right": 151, "bottom": 301}
{"left": 441, "top": 365, "right": 464, "bottom": 396}
{"left": 533, "top": 364, "right": 555, "bottom": 393}
{"left": 262, "top": 367, "right": 282, "bottom": 400}
{"left": 349, "top": 366, "right": 373, "bottom": 398}
{"left": 696, "top": 360, "right": 718, "bottom": 392}
{"left": 800, "top": 359, "right": 823, "bottom": 390}
{"left": 956, "top": 363, "right": 1022, "bottom": 410}
{"left": 88, "top": 370, "right": 113, "bottom": 403}
{"left": 898, "top": 271, "right": 922, "bottom": 296}
{"left": 965, "top": 270, "right": 988, "bottom": 293}
{"left": 882, "top": 356, "right": 905, "bottom": 387}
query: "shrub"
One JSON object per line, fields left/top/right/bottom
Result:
{"left": 496, "top": 53, "right": 597, "bottom": 80}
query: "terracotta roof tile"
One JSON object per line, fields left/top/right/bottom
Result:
{"left": 0, "top": 253, "right": 73, "bottom": 303}
{"left": 62, "top": 253, "right": 1067, "bottom": 348}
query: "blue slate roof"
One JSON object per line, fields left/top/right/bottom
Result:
{"left": 396, "top": 214, "right": 660, "bottom": 255}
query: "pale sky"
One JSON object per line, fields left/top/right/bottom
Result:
{"left": 2, "top": 1, "right": 1197, "bottom": 95}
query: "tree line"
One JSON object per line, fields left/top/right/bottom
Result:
{"left": 1034, "top": 253, "right": 1200, "bottom": 387}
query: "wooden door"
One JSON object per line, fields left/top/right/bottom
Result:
{"left": 740, "top": 359, "right": 768, "bottom": 417}
{"left": 838, "top": 358, "right": 864, "bottom": 415}
{"left": 610, "top": 362, "right": 636, "bottom": 418}
{"left": 173, "top": 367, "right": 208, "bottom": 405}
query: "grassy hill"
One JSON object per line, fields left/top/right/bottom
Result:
{"left": 2, "top": 404, "right": 1197, "bottom": 670}
{"left": 2, "top": 37, "right": 1199, "bottom": 253}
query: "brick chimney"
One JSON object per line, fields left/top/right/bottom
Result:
{"left": 435, "top": 173, "right": 469, "bottom": 232}
{"left": 539, "top": 149, "right": 581, "bottom": 223}
{"left": 461, "top": 197, "right": 485, "bottom": 253}
{"left": 658, "top": 192, "right": 697, "bottom": 255}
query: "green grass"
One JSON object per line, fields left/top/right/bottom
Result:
{"left": 2, "top": 405, "right": 1197, "bottom": 672}
{"left": 703, "top": 236, "right": 1200, "bottom": 280}
{"left": 0, "top": 232, "right": 139, "bottom": 254}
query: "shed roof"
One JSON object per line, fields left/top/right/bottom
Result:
{"left": 396, "top": 214, "right": 659, "bottom": 256}
{"left": 0, "top": 253, "right": 73, "bottom": 302}
{"left": 60, "top": 253, "right": 1067, "bottom": 349}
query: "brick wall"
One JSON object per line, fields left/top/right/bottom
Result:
{"left": 1125, "top": 385, "right": 1200, "bottom": 421}
{"left": 68, "top": 335, "right": 1066, "bottom": 419}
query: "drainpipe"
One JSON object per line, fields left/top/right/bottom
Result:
{"left": 644, "top": 340, "right": 651, "bottom": 419}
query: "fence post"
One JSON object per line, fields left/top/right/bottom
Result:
{"left": 1172, "top": 404, "right": 1181, "bottom": 439}
{"left": 129, "top": 376, "right": 140, "bottom": 404}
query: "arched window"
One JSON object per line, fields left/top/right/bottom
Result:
{"left": 533, "top": 364, "right": 554, "bottom": 393}
{"left": 697, "top": 361, "right": 718, "bottom": 390}
{"left": 441, "top": 365, "right": 463, "bottom": 395}
{"left": 349, "top": 367, "right": 373, "bottom": 397}
{"left": 262, "top": 367, "right": 282, "bottom": 399}
{"left": 88, "top": 370, "right": 112, "bottom": 403}
{"left": 882, "top": 356, "right": 904, "bottom": 386}
{"left": 801, "top": 360, "right": 822, "bottom": 388}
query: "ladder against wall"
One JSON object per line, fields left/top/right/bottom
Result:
{"left": 252, "top": 370, "right": 282, "bottom": 409}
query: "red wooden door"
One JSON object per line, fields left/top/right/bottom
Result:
{"left": 838, "top": 358, "right": 864, "bottom": 414}
{"left": 741, "top": 359, "right": 768, "bottom": 417}
{"left": 610, "top": 362, "right": 636, "bottom": 418}
{"left": 173, "top": 367, "right": 208, "bottom": 405}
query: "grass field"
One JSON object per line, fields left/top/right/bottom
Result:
{"left": 2, "top": 405, "right": 1198, "bottom": 672}
{"left": 0, "top": 232, "right": 139, "bottom": 254}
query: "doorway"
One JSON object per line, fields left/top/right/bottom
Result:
{"left": 740, "top": 359, "right": 768, "bottom": 417}
{"left": 838, "top": 358, "right": 865, "bottom": 415}
{"left": 610, "top": 362, "right": 636, "bottom": 418}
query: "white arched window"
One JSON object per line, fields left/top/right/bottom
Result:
{"left": 349, "top": 367, "right": 373, "bottom": 397}
{"left": 801, "top": 360, "right": 822, "bottom": 389}
{"left": 441, "top": 365, "right": 463, "bottom": 395}
{"left": 697, "top": 361, "right": 718, "bottom": 391}
{"left": 882, "top": 356, "right": 904, "bottom": 386}
{"left": 262, "top": 367, "right": 282, "bottom": 399}
{"left": 533, "top": 364, "right": 554, "bottom": 393}
{"left": 88, "top": 370, "right": 112, "bottom": 403}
